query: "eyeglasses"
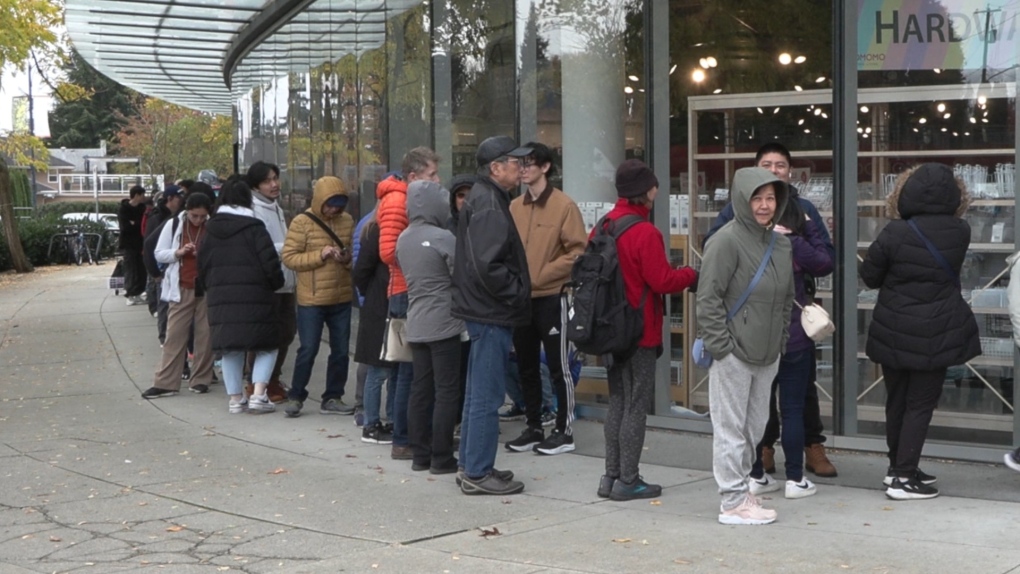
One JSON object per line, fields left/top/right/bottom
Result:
{"left": 496, "top": 157, "right": 521, "bottom": 165}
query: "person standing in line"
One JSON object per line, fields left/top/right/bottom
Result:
{"left": 399, "top": 180, "right": 465, "bottom": 474}
{"left": 505, "top": 142, "right": 587, "bottom": 455}
{"left": 377, "top": 148, "right": 442, "bottom": 459}
{"left": 119, "top": 185, "right": 149, "bottom": 306}
{"left": 452, "top": 136, "right": 533, "bottom": 496}
{"left": 698, "top": 167, "right": 794, "bottom": 525}
{"left": 598, "top": 160, "right": 697, "bottom": 501}
{"left": 350, "top": 208, "right": 376, "bottom": 428}
{"left": 144, "top": 185, "right": 184, "bottom": 338}
{"left": 447, "top": 174, "right": 475, "bottom": 433}
{"left": 141, "top": 192, "right": 216, "bottom": 398}
{"left": 247, "top": 161, "right": 297, "bottom": 404}
{"left": 198, "top": 182, "right": 285, "bottom": 414}
{"left": 280, "top": 176, "right": 356, "bottom": 417}
{"left": 860, "top": 163, "right": 980, "bottom": 500}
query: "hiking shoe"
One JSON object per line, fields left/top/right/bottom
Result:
{"left": 748, "top": 473, "right": 782, "bottom": 495}
{"left": 785, "top": 478, "right": 817, "bottom": 499}
{"left": 320, "top": 399, "right": 355, "bottom": 415}
{"left": 883, "top": 467, "right": 937, "bottom": 487}
{"left": 354, "top": 409, "right": 365, "bottom": 427}
{"left": 534, "top": 429, "right": 575, "bottom": 455}
{"left": 1005, "top": 449, "right": 1020, "bottom": 473}
{"left": 283, "top": 399, "right": 303, "bottom": 418}
{"left": 498, "top": 404, "right": 526, "bottom": 422}
{"left": 460, "top": 472, "right": 525, "bottom": 495}
{"left": 505, "top": 426, "right": 544, "bottom": 452}
{"left": 597, "top": 475, "right": 616, "bottom": 498}
{"left": 391, "top": 445, "right": 413, "bottom": 460}
{"left": 456, "top": 468, "right": 514, "bottom": 487}
{"left": 761, "top": 445, "right": 776, "bottom": 474}
{"left": 718, "top": 493, "right": 777, "bottom": 525}
{"left": 266, "top": 381, "right": 288, "bottom": 403}
{"left": 805, "top": 444, "right": 838, "bottom": 477}
{"left": 540, "top": 410, "right": 556, "bottom": 427}
{"left": 189, "top": 384, "right": 209, "bottom": 394}
{"left": 141, "top": 387, "right": 177, "bottom": 399}
{"left": 248, "top": 394, "right": 276, "bottom": 414}
{"left": 885, "top": 477, "right": 939, "bottom": 500}
{"left": 609, "top": 477, "right": 661, "bottom": 501}
{"left": 228, "top": 398, "right": 248, "bottom": 414}
{"left": 362, "top": 423, "right": 393, "bottom": 445}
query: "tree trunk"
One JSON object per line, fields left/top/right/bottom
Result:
{"left": 0, "top": 159, "right": 34, "bottom": 273}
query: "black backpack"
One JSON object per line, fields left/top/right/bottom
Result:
{"left": 143, "top": 216, "right": 179, "bottom": 278}
{"left": 565, "top": 214, "right": 647, "bottom": 358}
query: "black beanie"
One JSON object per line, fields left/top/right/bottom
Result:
{"left": 615, "top": 159, "right": 659, "bottom": 198}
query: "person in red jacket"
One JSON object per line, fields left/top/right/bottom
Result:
{"left": 597, "top": 159, "right": 698, "bottom": 501}
{"left": 376, "top": 147, "right": 441, "bottom": 460}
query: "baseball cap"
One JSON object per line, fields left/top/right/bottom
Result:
{"left": 163, "top": 184, "right": 182, "bottom": 199}
{"left": 475, "top": 136, "right": 532, "bottom": 167}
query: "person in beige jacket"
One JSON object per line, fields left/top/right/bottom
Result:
{"left": 280, "top": 176, "right": 356, "bottom": 417}
{"left": 506, "top": 142, "right": 587, "bottom": 456}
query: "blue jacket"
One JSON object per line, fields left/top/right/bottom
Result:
{"left": 352, "top": 209, "right": 375, "bottom": 306}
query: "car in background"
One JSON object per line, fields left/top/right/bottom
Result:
{"left": 61, "top": 212, "right": 119, "bottom": 232}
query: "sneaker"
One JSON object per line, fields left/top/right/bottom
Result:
{"left": 353, "top": 409, "right": 365, "bottom": 428}
{"left": 748, "top": 473, "right": 782, "bottom": 495}
{"left": 540, "top": 410, "right": 556, "bottom": 427}
{"left": 597, "top": 475, "right": 616, "bottom": 498}
{"left": 283, "top": 399, "right": 303, "bottom": 418}
{"left": 189, "top": 384, "right": 209, "bottom": 394}
{"left": 126, "top": 296, "right": 144, "bottom": 306}
{"left": 320, "top": 399, "right": 355, "bottom": 415}
{"left": 785, "top": 478, "right": 817, "bottom": 499}
{"left": 181, "top": 367, "right": 191, "bottom": 381}
{"left": 152, "top": 311, "right": 158, "bottom": 318}
{"left": 718, "top": 493, "right": 778, "bottom": 525}
{"left": 141, "top": 387, "right": 177, "bottom": 399}
{"left": 391, "top": 445, "right": 413, "bottom": 460}
{"left": 381, "top": 421, "right": 394, "bottom": 435}
{"left": 460, "top": 472, "right": 525, "bottom": 495}
{"left": 609, "top": 477, "right": 662, "bottom": 501}
{"left": 456, "top": 468, "right": 514, "bottom": 487}
{"left": 1005, "top": 449, "right": 1020, "bottom": 473}
{"left": 361, "top": 422, "right": 393, "bottom": 445}
{"left": 505, "top": 426, "right": 544, "bottom": 452}
{"left": 266, "top": 381, "right": 288, "bottom": 404}
{"left": 533, "top": 429, "right": 575, "bottom": 455}
{"left": 498, "top": 404, "right": 526, "bottom": 422}
{"left": 228, "top": 398, "right": 248, "bottom": 414}
{"left": 885, "top": 477, "right": 940, "bottom": 500}
{"left": 248, "top": 394, "right": 276, "bottom": 414}
{"left": 882, "top": 467, "right": 938, "bottom": 487}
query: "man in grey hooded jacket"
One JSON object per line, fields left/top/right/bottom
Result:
{"left": 697, "top": 167, "right": 795, "bottom": 525}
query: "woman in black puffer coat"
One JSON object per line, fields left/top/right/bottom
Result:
{"left": 198, "top": 182, "right": 285, "bottom": 415}
{"left": 860, "top": 163, "right": 980, "bottom": 501}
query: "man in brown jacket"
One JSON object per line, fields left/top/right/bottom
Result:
{"left": 505, "top": 142, "right": 587, "bottom": 455}
{"left": 280, "top": 177, "right": 356, "bottom": 417}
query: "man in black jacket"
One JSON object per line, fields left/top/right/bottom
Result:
{"left": 119, "top": 185, "right": 149, "bottom": 305}
{"left": 452, "top": 136, "right": 532, "bottom": 496}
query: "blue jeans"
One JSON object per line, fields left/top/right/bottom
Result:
{"left": 365, "top": 364, "right": 399, "bottom": 427}
{"left": 222, "top": 349, "right": 277, "bottom": 396}
{"left": 389, "top": 293, "right": 413, "bottom": 446}
{"left": 459, "top": 321, "right": 513, "bottom": 478}
{"left": 289, "top": 303, "right": 351, "bottom": 402}
{"left": 752, "top": 349, "right": 814, "bottom": 482}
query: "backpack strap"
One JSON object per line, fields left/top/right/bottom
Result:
{"left": 302, "top": 212, "right": 346, "bottom": 250}
{"left": 726, "top": 232, "right": 777, "bottom": 322}
{"left": 601, "top": 214, "right": 650, "bottom": 309}
{"left": 907, "top": 219, "right": 960, "bottom": 288}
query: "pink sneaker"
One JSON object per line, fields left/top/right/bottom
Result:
{"left": 718, "top": 493, "right": 777, "bottom": 525}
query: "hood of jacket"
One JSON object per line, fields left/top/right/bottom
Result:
{"left": 205, "top": 207, "right": 261, "bottom": 240}
{"left": 896, "top": 163, "right": 962, "bottom": 219}
{"left": 731, "top": 167, "right": 790, "bottom": 236}
{"left": 376, "top": 173, "right": 407, "bottom": 201}
{"left": 311, "top": 176, "right": 349, "bottom": 218}
{"left": 447, "top": 174, "right": 475, "bottom": 217}
{"left": 407, "top": 180, "right": 450, "bottom": 228}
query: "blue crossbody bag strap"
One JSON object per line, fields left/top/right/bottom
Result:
{"left": 907, "top": 219, "right": 960, "bottom": 288}
{"left": 726, "top": 232, "right": 777, "bottom": 322}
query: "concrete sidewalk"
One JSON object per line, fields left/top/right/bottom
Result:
{"left": 2, "top": 264, "right": 1020, "bottom": 574}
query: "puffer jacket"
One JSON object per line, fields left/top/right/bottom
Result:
{"left": 281, "top": 177, "right": 355, "bottom": 307}
{"left": 860, "top": 163, "right": 980, "bottom": 370}
{"left": 696, "top": 167, "right": 795, "bottom": 366}
{"left": 377, "top": 174, "right": 409, "bottom": 296}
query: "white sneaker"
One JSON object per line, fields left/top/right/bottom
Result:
{"left": 785, "top": 478, "right": 817, "bottom": 499}
{"left": 228, "top": 398, "right": 248, "bottom": 414}
{"left": 748, "top": 473, "right": 782, "bottom": 495}
{"left": 718, "top": 493, "right": 777, "bottom": 525}
{"left": 1004, "top": 450, "right": 1020, "bottom": 473}
{"left": 248, "top": 394, "right": 275, "bottom": 413}
{"left": 126, "top": 296, "right": 143, "bottom": 306}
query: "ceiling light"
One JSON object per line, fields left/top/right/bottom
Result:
{"left": 943, "top": 113, "right": 951, "bottom": 119}
{"left": 937, "top": 103, "right": 946, "bottom": 112}
{"left": 857, "top": 127, "right": 864, "bottom": 133}
{"left": 757, "top": 107, "right": 764, "bottom": 114}
{"left": 804, "top": 128, "right": 811, "bottom": 133}
{"left": 773, "top": 107, "right": 780, "bottom": 114}
{"left": 628, "top": 75, "right": 639, "bottom": 82}
{"left": 934, "top": 68, "right": 941, "bottom": 73}
{"left": 978, "top": 95, "right": 988, "bottom": 105}
{"left": 821, "top": 112, "right": 828, "bottom": 118}
{"left": 794, "top": 55, "right": 806, "bottom": 64}
{"left": 814, "top": 108, "right": 822, "bottom": 116}
{"left": 798, "top": 119, "right": 805, "bottom": 125}
{"left": 706, "top": 57, "right": 717, "bottom": 67}
{"left": 778, "top": 53, "right": 792, "bottom": 65}
{"left": 699, "top": 58, "right": 709, "bottom": 69}
{"left": 860, "top": 105, "right": 869, "bottom": 113}
{"left": 669, "top": 64, "right": 677, "bottom": 75}
{"left": 970, "top": 117, "right": 977, "bottom": 123}
{"left": 865, "top": 127, "right": 872, "bottom": 133}
{"left": 913, "top": 127, "right": 919, "bottom": 132}
{"left": 712, "top": 88, "right": 722, "bottom": 94}
{"left": 624, "top": 86, "right": 634, "bottom": 94}
{"left": 691, "top": 69, "right": 706, "bottom": 83}
{"left": 919, "top": 117, "right": 927, "bottom": 124}
{"left": 815, "top": 76, "right": 826, "bottom": 83}
{"left": 941, "top": 127, "right": 947, "bottom": 132}
{"left": 794, "top": 85, "right": 803, "bottom": 91}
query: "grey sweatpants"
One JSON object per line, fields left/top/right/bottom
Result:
{"left": 710, "top": 352, "right": 780, "bottom": 510}
{"left": 604, "top": 347, "right": 656, "bottom": 484}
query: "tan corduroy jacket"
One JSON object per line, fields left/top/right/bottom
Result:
{"left": 509, "top": 184, "right": 587, "bottom": 298}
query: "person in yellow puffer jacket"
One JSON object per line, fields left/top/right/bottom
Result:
{"left": 280, "top": 176, "right": 356, "bottom": 418}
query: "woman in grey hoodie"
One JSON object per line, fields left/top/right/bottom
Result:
{"left": 397, "top": 181, "right": 466, "bottom": 474}
{"left": 697, "top": 167, "right": 795, "bottom": 526}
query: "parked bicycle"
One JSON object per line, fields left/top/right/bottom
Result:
{"left": 47, "top": 227, "right": 102, "bottom": 266}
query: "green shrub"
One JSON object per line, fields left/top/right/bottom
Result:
{"left": 0, "top": 215, "right": 115, "bottom": 271}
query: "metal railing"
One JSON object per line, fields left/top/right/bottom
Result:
{"left": 56, "top": 174, "right": 165, "bottom": 195}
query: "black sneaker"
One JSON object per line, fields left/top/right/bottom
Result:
{"left": 883, "top": 467, "right": 937, "bottom": 487}
{"left": 189, "top": 384, "right": 209, "bottom": 394}
{"left": 533, "top": 429, "right": 576, "bottom": 455}
{"left": 456, "top": 468, "right": 514, "bottom": 487}
{"left": 381, "top": 421, "right": 394, "bottom": 435}
{"left": 498, "top": 404, "right": 526, "bottom": 422}
{"left": 597, "top": 475, "right": 617, "bottom": 498}
{"left": 460, "top": 471, "right": 525, "bottom": 495}
{"left": 885, "top": 477, "right": 939, "bottom": 500}
{"left": 505, "top": 426, "right": 544, "bottom": 452}
{"left": 361, "top": 422, "right": 393, "bottom": 445}
{"left": 181, "top": 367, "right": 191, "bottom": 381}
{"left": 141, "top": 387, "right": 177, "bottom": 399}
{"left": 609, "top": 477, "right": 662, "bottom": 501}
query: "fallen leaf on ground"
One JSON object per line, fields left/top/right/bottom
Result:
{"left": 326, "top": 434, "right": 343, "bottom": 439}
{"left": 674, "top": 558, "right": 691, "bottom": 565}
{"left": 479, "top": 527, "right": 501, "bottom": 538}
{"left": 612, "top": 538, "right": 631, "bottom": 543}
{"left": 649, "top": 500, "right": 662, "bottom": 506}
{"left": 268, "top": 468, "right": 289, "bottom": 475}
{"left": 345, "top": 454, "right": 357, "bottom": 458}
{"left": 166, "top": 525, "right": 184, "bottom": 532}
{"left": 881, "top": 506, "right": 893, "bottom": 511}
{"left": 49, "top": 536, "right": 61, "bottom": 542}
